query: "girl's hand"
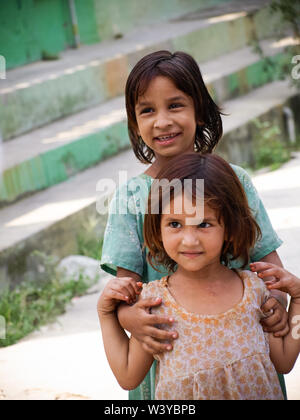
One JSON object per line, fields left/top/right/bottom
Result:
{"left": 117, "top": 297, "right": 178, "bottom": 354}
{"left": 250, "top": 262, "right": 289, "bottom": 337}
{"left": 250, "top": 262, "right": 300, "bottom": 299}
{"left": 97, "top": 277, "right": 143, "bottom": 317}
{"left": 260, "top": 296, "right": 289, "bottom": 337}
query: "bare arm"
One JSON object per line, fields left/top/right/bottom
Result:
{"left": 251, "top": 262, "right": 300, "bottom": 374}
{"left": 268, "top": 297, "right": 300, "bottom": 373}
{"left": 97, "top": 278, "right": 153, "bottom": 390}
{"left": 99, "top": 311, "right": 154, "bottom": 390}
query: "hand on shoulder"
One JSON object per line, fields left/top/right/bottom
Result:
{"left": 250, "top": 262, "right": 300, "bottom": 300}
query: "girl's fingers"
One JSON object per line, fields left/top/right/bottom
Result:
{"left": 119, "top": 280, "right": 136, "bottom": 299}
{"left": 257, "top": 268, "right": 280, "bottom": 279}
{"left": 118, "top": 279, "right": 143, "bottom": 300}
{"left": 105, "top": 289, "right": 129, "bottom": 302}
{"left": 265, "top": 280, "right": 283, "bottom": 290}
{"left": 114, "top": 280, "right": 137, "bottom": 298}
{"left": 146, "top": 326, "right": 178, "bottom": 341}
{"left": 138, "top": 297, "right": 163, "bottom": 309}
{"left": 148, "top": 314, "right": 175, "bottom": 326}
{"left": 250, "top": 262, "right": 276, "bottom": 272}
{"left": 135, "top": 282, "right": 143, "bottom": 294}
{"left": 142, "top": 336, "right": 173, "bottom": 354}
{"left": 251, "top": 263, "right": 283, "bottom": 279}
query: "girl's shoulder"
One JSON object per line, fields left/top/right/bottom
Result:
{"left": 229, "top": 164, "right": 251, "bottom": 183}
{"left": 141, "top": 277, "right": 166, "bottom": 299}
{"left": 229, "top": 164, "right": 259, "bottom": 208}
{"left": 238, "top": 269, "right": 270, "bottom": 307}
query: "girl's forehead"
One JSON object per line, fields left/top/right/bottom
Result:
{"left": 161, "top": 195, "right": 216, "bottom": 219}
{"left": 136, "top": 76, "right": 188, "bottom": 103}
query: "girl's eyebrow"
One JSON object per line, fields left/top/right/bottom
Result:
{"left": 164, "top": 216, "right": 216, "bottom": 222}
{"left": 136, "top": 95, "right": 187, "bottom": 109}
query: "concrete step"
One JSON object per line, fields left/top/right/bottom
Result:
{"left": 0, "top": 0, "right": 280, "bottom": 141}
{"left": 0, "top": 37, "right": 293, "bottom": 207}
{"left": 0, "top": 79, "right": 298, "bottom": 288}
{"left": 0, "top": 96, "right": 128, "bottom": 206}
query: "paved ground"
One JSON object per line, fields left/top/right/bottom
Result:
{"left": 0, "top": 152, "right": 299, "bottom": 400}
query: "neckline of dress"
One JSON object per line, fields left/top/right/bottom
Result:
{"left": 160, "top": 270, "right": 250, "bottom": 320}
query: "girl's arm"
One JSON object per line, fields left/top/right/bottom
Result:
{"left": 233, "top": 166, "right": 288, "bottom": 335}
{"left": 268, "top": 297, "right": 300, "bottom": 374}
{"left": 116, "top": 267, "right": 178, "bottom": 354}
{"left": 251, "top": 262, "right": 300, "bottom": 374}
{"left": 258, "top": 251, "right": 289, "bottom": 337}
{"left": 97, "top": 278, "right": 153, "bottom": 390}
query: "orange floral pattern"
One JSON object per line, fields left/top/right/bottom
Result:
{"left": 141, "top": 270, "right": 283, "bottom": 400}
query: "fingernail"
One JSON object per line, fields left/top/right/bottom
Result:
{"left": 167, "top": 345, "right": 172, "bottom": 351}
{"left": 169, "top": 318, "right": 174, "bottom": 322}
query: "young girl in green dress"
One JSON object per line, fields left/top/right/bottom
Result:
{"left": 100, "top": 50, "right": 288, "bottom": 399}
{"left": 98, "top": 153, "right": 300, "bottom": 400}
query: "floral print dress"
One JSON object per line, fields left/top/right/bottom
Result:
{"left": 141, "top": 270, "right": 284, "bottom": 400}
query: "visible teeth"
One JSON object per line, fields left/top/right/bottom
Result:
{"left": 157, "top": 134, "right": 176, "bottom": 140}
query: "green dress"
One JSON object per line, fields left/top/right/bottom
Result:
{"left": 100, "top": 164, "right": 286, "bottom": 400}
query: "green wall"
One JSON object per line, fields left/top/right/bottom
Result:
{"left": 0, "top": 0, "right": 231, "bottom": 70}
{"left": 0, "top": 0, "right": 99, "bottom": 70}
{"left": 93, "top": 0, "right": 233, "bottom": 40}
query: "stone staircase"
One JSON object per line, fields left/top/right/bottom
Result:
{"left": 0, "top": 0, "right": 299, "bottom": 288}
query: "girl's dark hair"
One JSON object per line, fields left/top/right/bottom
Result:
{"left": 125, "top": 50, "right": 223, "bottom": 164}
{"left": 143, "top": 153, "right": 261, "bottom": 272}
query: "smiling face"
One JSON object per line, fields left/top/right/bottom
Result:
{"left": 160, "top": 194, "right": 225, "bottom": 274}
{"left": 135, "top": 76, "right": 198, "bottom": 159}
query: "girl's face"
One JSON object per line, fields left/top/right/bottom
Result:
{"left": 160, "top": 195, "right": 225, "bottom": 273}
{"left": 135, "top": 76, "right": 198, "bottom": 159}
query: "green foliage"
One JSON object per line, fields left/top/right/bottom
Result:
{"left": 270, "top": 0, "right": 300, "bottom": 39}
{"left": 0, "top": 251, "right": 92, "bottom": 347}
{"left": 251, "top": 0, "right": 300, "bottom": 90}
{"left": 253, "top": 119, "right": 291, "bottom": 171}
{"left": 76, "top": 216, "right": 103, "bottom": 260}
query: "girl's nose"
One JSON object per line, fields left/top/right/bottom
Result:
{"left": 182, "top": 231, "right": 200, "bottom": 246}
{"left": 154, "top": 112, "right": 172, "bottom": 129}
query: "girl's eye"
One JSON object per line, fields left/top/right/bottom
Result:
{"left": 170, "top": 103, "right": 182, "bottom": 109}
{"left": 169, "top": 222, "right": 181, "bottom": 228}
{"left": 198, "top": 222, "right": 211, "bottom": 228}
{"left": 140, "top": 107, "right": 153, "bottom": 114}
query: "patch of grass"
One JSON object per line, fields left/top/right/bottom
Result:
{"left": 0, "top": 251, "right": 93, "bottom": 347}
{"left": 253, "top": 119, "right": 291, "bottom": 171}
{"left": 76, "top": 216, "right": 103, "bottom": 260}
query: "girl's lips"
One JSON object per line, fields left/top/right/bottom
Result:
{"left": 154, "top": 132, "right": 181, "bottom": 145}
{"left": 180, "top": 252, "right": 203, "bottom": 259}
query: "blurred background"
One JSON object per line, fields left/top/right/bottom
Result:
{"left": 0, "top": 0, "right": 299, "bottom": 400}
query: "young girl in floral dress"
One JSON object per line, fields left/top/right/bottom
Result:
{"left": 98, "top": 154, "right": 299, "bottom": 400}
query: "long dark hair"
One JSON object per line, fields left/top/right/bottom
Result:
{"left": 125, "top": 50, "right": 223, "bottom": 164}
